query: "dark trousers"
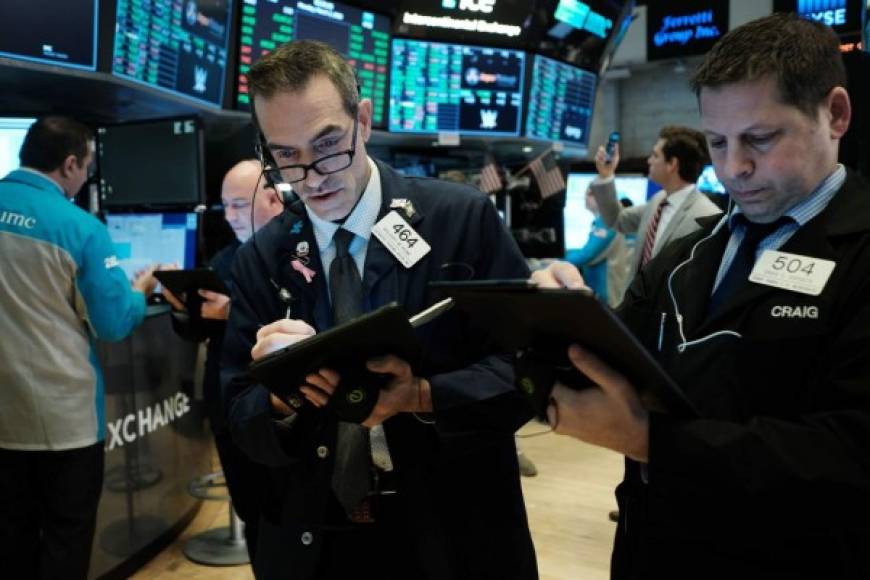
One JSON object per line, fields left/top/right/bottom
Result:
{"left": 213, "top": 429, "right": 262, "bottom": 566}
{"left": 0, "top": 443, "right": 104, "bottom": 580}
{"left": 315, "top": 495, "right": 428, "bottom": 580}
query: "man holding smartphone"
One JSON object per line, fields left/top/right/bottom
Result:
{"left": 591, "top": 126, "right": 721, "bottom": 276}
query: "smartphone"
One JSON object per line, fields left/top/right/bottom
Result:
{"left": 604, "top": 131, "right": 620, "bottom": 164}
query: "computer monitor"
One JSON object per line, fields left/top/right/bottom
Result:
{"left": 112, "top": 0, "right": 233, "bottom": 106}
{"left": 697, "top": 164, "right": 726, "bottom": 194}
{"left": 236, "top": 0, "right": 391, "bottom": 127}
{"left": 389, "top": 39, "right": 525, "bottom": 136}
{"left": 526, "top": 55, "right": 597, "bottom": 147}
{"left": 0, "top": 0, "right": 97, "bottom": 70}
{"left": 614, "top": 175, "right": 650, "bottom": 207}
{"left": 97, "top": 118, "right": 204, "bottom": 210}
{"left": 0, "top": 118, "right": 35, "bottom": 177}
{"left": 564, "top": 172, "right": 648, "bottom": 251}
{"left": 105, "top": 212, "right": 198, "bottom": 282}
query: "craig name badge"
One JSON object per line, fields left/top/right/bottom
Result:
{"left": 372, "top": 211, "right": 431, "bottom": 268}
{"left": 750, "top": 250, "right": 835, "bottom": 296}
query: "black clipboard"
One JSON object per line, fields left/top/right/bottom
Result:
{"left": 247, "top": 302, "right": 423, "bottom": 423}
{"left": 430, "top": 281, "right": 699, "bottom": 418}
{"left": 154, "top": 268, "right": 230, "bottom": 297}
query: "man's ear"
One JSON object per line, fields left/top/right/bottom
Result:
{"left": 825, "top": 86, "right": 851, "bottom": 140}
{"left": 59, "top": 154, "right": 78, "bottom": 178}
{"left": 357, "top": 98, "right": 373, "bottom": 143}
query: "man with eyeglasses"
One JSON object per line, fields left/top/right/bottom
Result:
{"left": 221, "top": 40, "right": 537, "bottom": 579}
{"left": 161, "top": 159, "right": 283, "bottom": 569}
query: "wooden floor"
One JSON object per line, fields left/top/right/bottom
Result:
{"left": 133, "top": 422, "right": 624, "bottom": 579}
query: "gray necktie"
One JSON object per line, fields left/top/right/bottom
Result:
{"left": 329, "top": 228, "right": 373, "bottom": 513}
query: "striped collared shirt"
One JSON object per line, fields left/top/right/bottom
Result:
{"left": 712, "top": 164, "right": 846, "bottom": 293}
{"left": 307, "top": 156, "right": 382, "bottom": 293}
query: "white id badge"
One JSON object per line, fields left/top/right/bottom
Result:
{"left": 749, "top": 250, "right": 836, "bottom": 296}
{"left": 372, "top": 210, "right": 431, "bottom": 268}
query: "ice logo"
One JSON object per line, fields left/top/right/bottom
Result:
{"left": 194, "top": 66, "right": 208, "bottom": 93}
{"left": 480, "top": 109, "right": 498, "bottom": 130}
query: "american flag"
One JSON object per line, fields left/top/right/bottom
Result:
{"left": 479, "top": 157, "right": 503, "bottom": 194}
{"left": 529, "top": 150, "right": 565, "bottom": 199}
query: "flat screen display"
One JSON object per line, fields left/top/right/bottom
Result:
{"left": 697, "top": 164, "right": 726, "bottom": 194}
{"left": 0, "top": 118, "right": 36, "bottom": 177}
{"left": 389, "top": 38, "right": 525, "bottom": 135}
{"left": 0, "top": 0, "right": 98, "bottom": 70}
{"left": 526, "top": 55, "right": 597, "bottom": 147}
{"left": 97, "top": 118, "right": 203, "bottom": 209}
{"left": 106, "top": 212, "right": 198, "bottom": 281}
{"left": 564, "top": 172, "right": 647, "bottom": 251}
{"left": 646, "top": 0, "right": 728, "bottom": 61}
{"left": 773, "top": 0, "right": 865, "bottom": 37}
{"left": 112, "top": 0, "right": 233, "bottom": 106}
{"left": 237, "top": 0, "right": 391, "bottom": 126}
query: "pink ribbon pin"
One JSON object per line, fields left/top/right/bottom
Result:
{"left": 291, "top": 259, "right": 316, "bottom": 284}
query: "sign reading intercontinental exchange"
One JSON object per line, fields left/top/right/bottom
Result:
{"left": 646, "top": 0, "right": 728, "bottom": 61}
{"left": 106, "top": 391, "right": 192, "bottom": 451}
{"left": 397, "top": 0, "right": 528, "bottom": 40}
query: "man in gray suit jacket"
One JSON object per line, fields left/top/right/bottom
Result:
{"left": 591, "top": 126, "right": 721, "bottom": 274}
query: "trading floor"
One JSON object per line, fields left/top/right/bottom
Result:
{"left": 134, "top": 423, "right": 623, "bottom": 580}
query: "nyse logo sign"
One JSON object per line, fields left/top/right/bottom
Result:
{"left": 793, "top": 0, "right": 848, "bottom": 27}
{"left": 442, "top": 0, "right": 496, "bottom": 14}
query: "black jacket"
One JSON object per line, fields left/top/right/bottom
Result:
{"left": 221, "top": 160, "right": 537, "bottom": 580}
{"left": 613, "top": 171, "right": 870, "bottom": 579}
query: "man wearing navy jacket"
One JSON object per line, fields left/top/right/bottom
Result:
{"left": 536, "top": 14, "right": 870, "bottom": 579}
{"left": 221, "top": 41, "right": 537, "bottom": 579}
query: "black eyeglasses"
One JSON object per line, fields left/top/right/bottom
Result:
{"left": 272, "top": 116, "right": 358, "bottom": 184}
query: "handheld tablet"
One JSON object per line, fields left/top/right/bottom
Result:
{"left": 154, "top": 268, "right": 230, "bottom": 297}
{"left": 247, "top": 302, "right": 423, "bottom": 423}
{"left": 430, "top": 281, "right": 699, "bottom": 418}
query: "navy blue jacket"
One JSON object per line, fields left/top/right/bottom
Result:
{"left": 613, "top": 171, "right": 870, "bottom": 579}
{"left": 221, "top": 160, "right": 537, "bottom": 580}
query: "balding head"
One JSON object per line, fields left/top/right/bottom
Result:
{"left": 221, "top": 159, "right": 283, "bottom": 242}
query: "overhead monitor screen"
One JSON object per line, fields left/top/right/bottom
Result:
{"left": 646, "top": 0, "right": 728, "bottom": 61}
{"left": 564, "top": 172, "right": 647, "bottom": 251}
{"left": 106, "top": 212, "right": 198, "bottom": 281}
{"left": 0, "top": 0, "right": 98, "bottom": 70}
{"left": 112, "top": 0, "right": 233, "bottom": 106}
{"left": 0, "top": 118, "right": 36, "bottom": 178}
{"left": 98, "top": 118, "right": 203, "bottom": 209}
{"left": 526, "top": 55, "right": 597, "bottom": 147}
{"left": 236, "top": 0, "right": 391, "bottom": 126}
{"left": 389, "top": 38, "right": 525, "bottom": 135}
{"left": 697, "top": 164, "right": 726, "bottom": 194}
{"left": 773, "top": 0, "right": 865, "bottom": 37}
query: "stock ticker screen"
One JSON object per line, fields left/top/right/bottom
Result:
{"left": 236, "top": 0, "right": 391, "bottom": 126}
{"left": 389, "top": 39, "right": 525, "bottom": 136}
{"left": 112, "top": 0, "right": 233, "bottom": 106}
{"left": 0, "top": 0, "right": 98, "bottom": 70}
{"left": 525, "top": 55, "right": 597, "bottom": 147}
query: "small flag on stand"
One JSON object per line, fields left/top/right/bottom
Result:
{"left": 529, "top": 149, "right": 565, "bottom": 199}
{"left": 479, "top": 156, "right": 503, "bottom": 194}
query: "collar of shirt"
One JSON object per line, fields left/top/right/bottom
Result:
{"left": 651, "top": 183, "right": 695, "bottom": 254}
{"left": 16, "top": 167, "right": 67, "bottom": 198}
{"left": 307, "top": 156, "right": 382, "bottom": 277}
{"left": 663, "top": 183, "right": 695, "bottom": 212}
{"left": 712, "top": 164, "right": 846, "bottom": 293}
